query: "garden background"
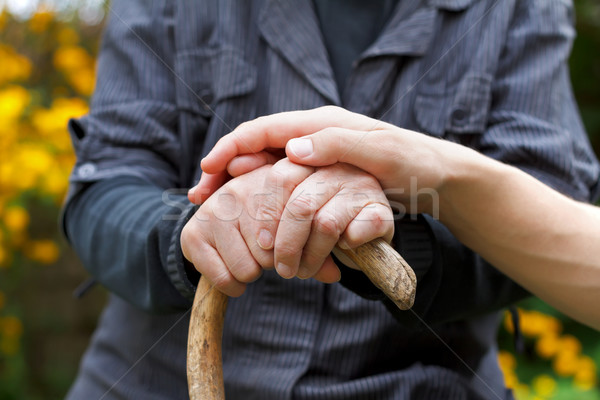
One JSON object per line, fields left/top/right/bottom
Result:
{"left": 0, "top": 1, "right": 599, "bottom": 399}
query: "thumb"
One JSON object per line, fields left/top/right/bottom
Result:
{"left": 286, "top": 128, "right": 386, "bottom": 173}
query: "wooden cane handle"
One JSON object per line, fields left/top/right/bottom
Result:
{"left": 187, "top": 238, "right": 416, "bottom": 399}
{"left": 336, "top": 237, "right": 416, "bottom": 310}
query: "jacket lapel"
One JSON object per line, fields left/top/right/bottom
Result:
{"left": 360, "top": 0, "right": 437, "bottom": 61}
{"left": 258, "top": 0, "right": 340, "bottom": 105}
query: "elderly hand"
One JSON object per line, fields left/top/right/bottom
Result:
{"left": 182, "top": 159, "right": 393, "bottom": 295}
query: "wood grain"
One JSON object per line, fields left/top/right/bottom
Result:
{"left": 187, "top": 277, "right": 228, "bottom": 400}
{"left": 337, "top": 237, "right": 416, "bottom": 310}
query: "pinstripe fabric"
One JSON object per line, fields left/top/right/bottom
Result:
{"left": 64, "top": 0, "right": 599, "bottom": 399}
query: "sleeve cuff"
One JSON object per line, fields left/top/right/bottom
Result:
{"left": 165, "top": 202, "right": 200, "bottom": 302}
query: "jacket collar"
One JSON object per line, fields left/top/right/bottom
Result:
{"left": 360, "top": 0, "right": 437, "bottom": 60}
{"left": 258, "top": 0, "right": 340, "bottom": 104}
{"left": 258, "top": 0, "right": 477, "bottom": 103}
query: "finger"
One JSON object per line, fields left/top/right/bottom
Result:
{"left": 294, "top": 205, "right": 346, "bottom": 280}
{"left": 252, "top": 159, "right": 314, "bottom": 255}
{"left": 190, "top": 240, "right": 246, "bottom": 297}
{"left": 188, "top": 171, "right": 229, "bottom": 204}
{"left": 339, "top": 202, "right": 394, "bottom": 249}
{"left": 311, "top": 256, "right": 341, "bottom": 283}
{"left": 272, "top": 170, "right": 341, "bottom": 278}
{"left": 200, "top": 106, "right": 388, "bottom": 174}
{"left": 214, "top": 222, "right": 262, "bottom": 284}
{"left": 227, "top": 151, "right": 280, "bottom": 177}
{"left": 286, "top": 128, "right": 398, "bottom": 178}
{"left": 292, "top": 176, "right": 381, "bottom": 279}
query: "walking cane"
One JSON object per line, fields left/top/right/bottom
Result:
{"left": 187, "top": 237, "right": 417, "bottom": 400}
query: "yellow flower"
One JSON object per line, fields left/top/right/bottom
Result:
{"left": 558, "top": 334, "right": 582, "bottom": 355}
{"left": 1, "top": 316, "right": 23, "bottom": 338}
{"left": 3, "top": 206, "right": 30, "bottom": 232}
{"left": 532, "top": 374, "right": 557, "bottom": 398}
{"left": 0, "top": 85, "right": 30, "bottom": 121}
{"left": 29, "top": 10, "right": 54, "bottom": 33}
{"left": 53, "top": 45, "right": 93, "bottom": 72}
{"left": 57, "top": 27, "right": 80, "bottom": 45}
{"left": 41, "top": 166, "right": 69, "bottom": 199}
{"left": 0, "top": 45, "right": 32, "bottom": 84}
{"left": 513, "top": 383, "right": 530, "bottom": 399}
{"left": 553, "top": 350, "right": 580, "bottom": 377}
{"left": 535, "top": 332, "right": 560, "bottom": 359}
{"left": 578, "top": 356, "right": 597, "bottom": 373}
{"left": 31, "top": 97, "right": 89, "bottom": 137}
{"left": 520, "top": 310, "right": 561, "bottom": 338}
{"left": 17, "top": 144, "right": 55, "bottom": 175}
{"left": 503, "top": 370, "right": 519, "bottom": 389}
{"left": 498, "top": 351, "right": 519, "bottom": 389}
{"left": 574, "top": 367, "right": 597, "bottom": 391}
{"left": 498, "top": 350, "right": 517, "bottom": 371}
{"left": 26, "top": 239, "right": 60, "bottom": 265}
{"left": 68, "top": 67, "right": 96, "bottom": 96}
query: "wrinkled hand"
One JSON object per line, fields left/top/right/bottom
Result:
{"left": 251, "top": 159, "right": 393, "bottom": 280}
{"left": 182, "top": 160, "right": 393, "bottom": 296}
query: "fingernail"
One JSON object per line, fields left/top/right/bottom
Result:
{"left": 338, "top": 239, "right": 350, "bottom": 250}
{"left": 277, "top": 262, "right": 293, "bottom": 278}
{"left": 297, "top": 266, "right": 310, "bottom": 279}
{"left": 288, "top": 138, "right": 313, "bottom": 158}
{"left": 257, "top": 229, "right": 274, "bottom": 249}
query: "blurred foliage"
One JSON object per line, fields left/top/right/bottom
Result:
{"left": 0, "top": 4, "right": 106, "bottom": 399}
{"left": 0, "top": 1, "right": 599, "bottom": 399}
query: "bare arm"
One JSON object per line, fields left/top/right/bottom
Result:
{"left": 440, "top": 145, "right": 600, "bottom": 330}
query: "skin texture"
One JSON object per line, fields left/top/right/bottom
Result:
{"left": 190, "top": 106, "right": 600, "bottom": 330}
{"left": 181, "top": 159, "right": 393, "bottom": 297}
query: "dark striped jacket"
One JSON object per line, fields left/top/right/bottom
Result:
{"left": 64, "top": 0, "right": 600, "bottom": 399}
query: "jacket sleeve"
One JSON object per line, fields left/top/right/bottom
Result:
{"left": 341, "top": 0, "right": 600, "bottom": 327}
{"left": 62, "top": 0, "right": 204, "bottom": 312}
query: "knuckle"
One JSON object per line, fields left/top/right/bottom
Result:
{"left": 276, "top": 242, "right": 300, "bottom": 261}
{"left": 313, "top": 212, "right": 341, "bottom": 237}
{"left": 256, "top": 199, "right": 280, "bottom": 222}
{"left": 300, "top": 249, "right": 326, "bottom": 270}
{"left": 319, "top": 126, "right": 341, "bottom": 138}
{"left": 265, "top": 164, "right": 293, "bottom": 194}
{"left": 363, "top": 204, "right": 393, "bottom": 231}
{"left": 251, "top": 250, "right": 274, "bottom": 269}
{"left": 285, "top": 195, "right": 316, "bottom": 220}
{"left": 320, "top": 105, "right": 343, "bottom": 115}
{"left": 229, "top": 258, "right": 260, "bottom": 283}
{"left": 236, "top": 120, "right": 251, "bottom": 131}
{"left": 211, "top": 268, "right": 236, "bottom": 290}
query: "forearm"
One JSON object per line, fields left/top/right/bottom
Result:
{"left": 440, "top": 148, "right": 600, "bottom": 329}
{"left": 64, "top": 176, "right": 198, "bottom": 312}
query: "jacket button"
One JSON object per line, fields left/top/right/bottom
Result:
{"left": 78, "top": 163, "right": 97, "bottom": 178}
{"left": 451, "top": 108, "right": 468, "bottom": 125}
{"left": 200, "top": 92, "right": 214, "bottom": 108}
